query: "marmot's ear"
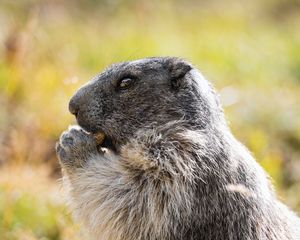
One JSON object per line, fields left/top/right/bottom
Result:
{"left": 166, "top": 58, "right": 192, "bottom": 89}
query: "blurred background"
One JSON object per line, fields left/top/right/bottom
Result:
{"left": 0, "top": 0, "right": 300, "bottom": 239}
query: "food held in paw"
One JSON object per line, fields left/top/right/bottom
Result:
{"left": 94, "top": 132, "right": 105, "bottom": 145}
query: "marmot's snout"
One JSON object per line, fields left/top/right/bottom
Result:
{"left": 69, "top": 97, "right": 79, "bottom": 117}
{"left": 68, "top": 82, "right": 102, "bottom": 134}
{"left": 69, "top": 85, "right": 90, "bottom": 117}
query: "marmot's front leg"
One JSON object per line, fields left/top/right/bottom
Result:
{"left": 56, "top": 126, "right": 99, "bottom": 173}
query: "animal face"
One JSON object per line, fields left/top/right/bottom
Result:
{"left": 68, "top": 57, "right": 214, "bottom": 151}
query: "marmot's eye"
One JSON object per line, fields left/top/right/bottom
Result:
{"left": 118, "top": 78, "right": 135, "bottom": 90}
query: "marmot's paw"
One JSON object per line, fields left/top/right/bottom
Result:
{"left": 56, "top": 126, "right": 98, "bottom": 170}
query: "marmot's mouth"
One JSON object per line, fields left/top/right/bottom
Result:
{"left": 76, "top": 121, "right": 118, "bottom": 153}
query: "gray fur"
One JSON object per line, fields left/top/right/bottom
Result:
{"left": 56, "top": 57, "right": 300, "bottom": 240}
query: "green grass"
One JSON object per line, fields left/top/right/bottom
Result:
{"left": 0, "top": 166, "right": 79, "bottom": 240}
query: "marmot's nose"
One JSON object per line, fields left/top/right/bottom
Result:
{"left": 69, "top": 96, "right": 80, "bottom": 116}
{"left": 69, "top": 83, "right": 94, "bottom": 117}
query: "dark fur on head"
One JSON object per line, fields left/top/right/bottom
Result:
{"left": 68, "top": 57, "right": 221, "bottom": 149}
{"left": 57, "top": 57, "right": 300, "bottom": 240}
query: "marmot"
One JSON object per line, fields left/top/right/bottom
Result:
{"left": 56, "top": 57, "right": 300, "bottom": 240}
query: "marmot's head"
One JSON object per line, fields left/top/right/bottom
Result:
{"left": 69, "top": 57, "right": 224, "bottom": 151}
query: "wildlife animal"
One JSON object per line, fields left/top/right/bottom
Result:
{"left": 56, "top": 57, "right": 300, "bottom": 240}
